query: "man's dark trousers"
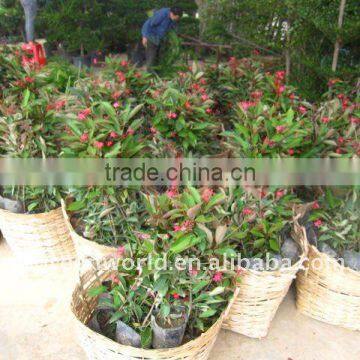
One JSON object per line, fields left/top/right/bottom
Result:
{"left": 145, "top": 40, "right": 160, "bottom": 71}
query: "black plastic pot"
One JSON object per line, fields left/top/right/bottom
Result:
{"left": 0, "top": 195, "right": 24, "bottom": 213}
{"left": 115, "top": 320, "right": 142, "bottom": 348}
{"left": 151, "top": 310, "right": 188, "bottom": 349}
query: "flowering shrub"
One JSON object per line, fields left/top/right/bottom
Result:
{"left": 312, "top": 80, "right": 359, "bottom": 157}
{"left": 141, "top": 186, "right": 230, "bottom": 256}
{"left": 88, "top": 250, "right": 236, "bottom": 347}
{"left": 224, "top": 187, "right": 301, "bottom": 259}
{"left": 55, "top": 100, "right": 148, "bottom": 157}
{"left": 145, "top": 71, "right": 222, "bottom": 155}
{"left": 206, "top": 60, "right": 315, "bottom": 157}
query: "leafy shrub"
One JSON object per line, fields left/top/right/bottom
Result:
{"left": 66, "top": 186, "right": 145, "bottom": 246}
{"left": 307, "top": 187, "right": 359, "bottom": 252}
{"left": 224, "top": 187, "right": 301, "bottom": 259}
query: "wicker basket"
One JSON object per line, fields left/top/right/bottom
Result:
{"left": 0, "top": 207, "right": 76, "bottom": 265}
{"left": 222, "top": 221, "right": 308, "bottom": 338}
{"left": 71, "top": 258, "right": 238, "bottom": 360}
{"left": 61, "top": 200, "right": 116, "bottom": 262}
{"left": 296, "top": 244, "right": 360, "bottom": 331}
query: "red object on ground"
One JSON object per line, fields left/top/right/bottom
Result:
{"left": 21, "top": 41, "right": 46, "bottom": 69}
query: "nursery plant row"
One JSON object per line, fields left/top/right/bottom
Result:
{"left": 0, "top": 44, "right": 359, "bottom": 358}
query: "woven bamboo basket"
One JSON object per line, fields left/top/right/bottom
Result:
{"left": 61, "top": 200, "right": 116, "bottom": 262}
{"left": 222, "top": 220, "right": 308, "bottom": 338}
{"left": 0, "top": 207, "right": 76, "bottom": 265}
{"left": 296, "top": 244, "right": 360, "bottom": 331}
{"left": 71, "top": 258, "right": 239, "bottom": 360}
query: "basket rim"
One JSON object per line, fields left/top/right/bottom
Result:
{"left": 61, "top": 199, "right": 117, "bottom": 253}
{"left": 307, "top": 243, "right": 360, "bottom": 278}
{"left": 0, "top": 206, "right": 62, "bottom": 218}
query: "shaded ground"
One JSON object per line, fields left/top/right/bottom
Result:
{"left": 0, "top": 240, "right": 359, "bottom": 360}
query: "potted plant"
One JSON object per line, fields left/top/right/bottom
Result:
{"left": 296, "top": 187, "right": 360, "bottom": 330}
{"left": 62, "top": 186, "right": 146, "bottom": 261}
{"left": 0, "top": 185, "right": 76, "bottom": 265}
{"left": 220, "top": 186, "right": 308, "bottom": 338}
{"left": 71, "top": 188, "right": 238, "bottom": 358}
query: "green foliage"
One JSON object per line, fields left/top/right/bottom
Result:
{"left": 34, "top": 0, "right": 199, "bottom": 54}
{"left": 37, "top": 0, "right": 104, "bottom": 54}
{"left": 308, "top": 187, "right": 359, "bottom": 251}
{"left": 1, "top": 185, "right": 65, "bottom": 213}
{"left": 66, "top": 186, "right": 145, "bottom": 246}
{"left": 225, "top": 187, "right": 300, "bottom": 258}
{"left": 0, "top": 0, "right": 23, "bottom": 41}
{"left": 201, "top": 0, "right": 360, "bottom": 99}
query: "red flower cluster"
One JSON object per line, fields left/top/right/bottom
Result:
{"left": 250, "top": 90, "right": 263, "bottom": 100}
{"left": 239, "top": 101, "right": 256, "bottom": 111}
{"left": 229, "top": 56, "right": 239, "bottom": 72}
{"left": 212, "top": 272, "right": 223, "bottom": 283}
{"left": 201, "top": 188, "right": 214, "bottom": 203}
{"left": 46, "top": 100, "right": 66, "bottom": 112}
{"left": 276, "top": 125, "right": 286, "bottom": 134}
{"left": 166, "top": 186, "right": 178, "bottom": 199}
{"left": 77, "top": 108, "right": 91, "bottom": 120}
{"left": 25, "top": 76, "right": 34, "bottom": 83}
{"left": 274, "top": 70, "right": 286, "bottom": 97}
{"left": 94, "top": 141, "right": 104, "bottom": 149}
{"left": 167, "top": 112, "right": 178, "bottom": 119}
{"left": 80, "top": 132, "right": 89, "bottom": 143}
{"left": 115, "top": 71, "right": 126, "bottom": 82}
{"left": 242, "top": 208, "right": 253, "bottom": 216}
{"left": 173, "top": 220, "right": 194, "bottom": 232}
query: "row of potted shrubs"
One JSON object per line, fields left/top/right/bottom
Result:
{"left": 0, "top": 185, "right": 358, "bottom": 355}
{"left": 1, "top": 44, "right": 359, "bottom": 161}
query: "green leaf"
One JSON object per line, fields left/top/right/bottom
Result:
{"left": 253, "top": 238, "right": 265, "bottom": 248}
{"left": 207, "top": 286, "right": 225, "bottom": 296}
{"left": 27, "top": 202, "right": 39, "bottom": 212}
{"left": 215, "top": 247, "right": 237, "bottom": 257}
{"left": 108, "top": 311, "right": 122, "bottom": 324}
{"left": 88, "top": 285, "right": 107, "bottom": 297}
{"left": 140, "top": 327, "right": 152, "bottom": 348}
{"left": 199, "top": 308, "right": 217, "bottom": 318}
{"left": 269, "top": 239, "right": 280, "bottom": 252}
{"left": 154, "top": 277, "right": 169, "bottom": 296}
{"left": 127, "top": 104, "right": 144, "bottom": 121}
{"left": 22, "top": 89, "right": 30, "bottom": 107}
{"left": 170, "top": 234, "right": 201, "bottom": 254}
{"left": 100, "top": 101, "right": 116, "bottom": 117}
{"left": 192, "top": 280, "right": 210, "bottom": 293}
{"left": 204, "top": 193, "right": 226, "bottom": 211}
{"left": 67, "top": 201, "right": 85, "bottom": 211}
{"left": 188, "top": 186, "right": 201, "bottom": 203}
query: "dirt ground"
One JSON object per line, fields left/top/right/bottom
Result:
{"left": 0, "top": 240, "right": 359, "bottom": 360}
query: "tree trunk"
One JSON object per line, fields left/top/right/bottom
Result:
{"left": 332, "top": 0, "right": 346, "bottom": 72}
{"left": 20, "top": 0, "right": 38, "bottom": 42}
